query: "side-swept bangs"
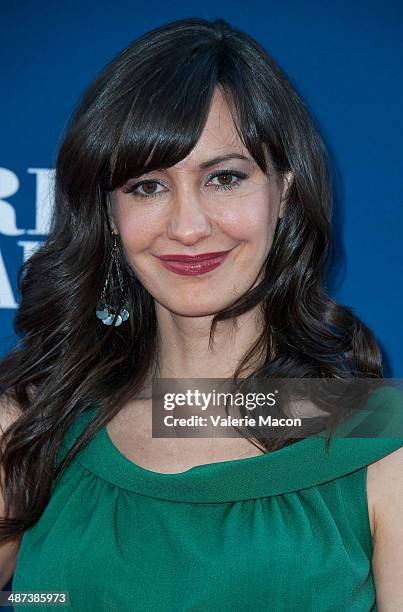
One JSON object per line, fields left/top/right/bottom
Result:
{"left": 105, "top": 28, "right": 290, "bottom": 193}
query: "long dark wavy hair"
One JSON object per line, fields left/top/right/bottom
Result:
{"left": 0, "top": 17, "right": 383, "bottom": 541}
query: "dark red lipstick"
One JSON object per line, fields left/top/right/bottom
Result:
{"left": 155, "top": 249, "right": 233, "bottom": 276}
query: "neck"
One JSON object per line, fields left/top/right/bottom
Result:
{"left": 154, "top": 301, "right": 267, "bottom": 380}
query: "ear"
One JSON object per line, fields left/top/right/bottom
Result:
{"left": 279, "top": 171, "right": 293, "bottom": 219}
{"left": 106, "top": 193, "right": 119, "bottom": 234}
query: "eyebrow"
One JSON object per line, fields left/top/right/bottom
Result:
{"left": 128, "top": 153, "right": 255, "bottom": 183}
{"left": 198, "top": 153, "right": 254, "bottom": 169}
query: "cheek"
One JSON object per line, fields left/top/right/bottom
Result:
{"left": 114, "top": 187, "right": 279, "bottom": 253}
{"left": 226, "top": 198, "right": 276, "bottom": 246}
{"left": 117, "top": 211, "right": 161, "bottom": 253}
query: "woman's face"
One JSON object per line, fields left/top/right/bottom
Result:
{"left": 109, "top": 88, "right": 291, "bottom": 317}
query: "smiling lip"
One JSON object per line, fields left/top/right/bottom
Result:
{"left": 156, "top": 250, "right": 233, "bottom": 262}
{"left": 155, "top": 249, "right": 233, "bottom": 276}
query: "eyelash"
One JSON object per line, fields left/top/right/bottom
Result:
{"left": 125, "top": 169, "right": 249, "bottom": 200}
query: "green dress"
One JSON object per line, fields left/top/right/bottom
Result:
{"left": 11, "top": 388, "right": 403, "bottom": 611}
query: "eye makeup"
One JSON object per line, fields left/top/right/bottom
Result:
{"left": 123, "top": 169, "right": 250, "bottom": 200}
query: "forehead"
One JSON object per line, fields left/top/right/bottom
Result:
{"left": 171, "top": 88, "right": 246, "bottom": 172}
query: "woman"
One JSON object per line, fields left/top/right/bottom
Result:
{"left": 1, "top": 17, "right": 403, "bottom": 611}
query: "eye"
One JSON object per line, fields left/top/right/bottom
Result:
{"left": 125, "top": 180, "right": 165, "bottom": 199}
{"left": 207, "top": 170, "right": 248, "bottom": 191}
{"left": 124, "top": 169, "right": 249, "bottom": 200}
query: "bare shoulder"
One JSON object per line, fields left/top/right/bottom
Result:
{"left": 0, "top": 394, "right": 23, "bottom": 589}
{"left": 367, "top": 446, "right": 403, "bottom": 539}
{"left": 0, "top": 392, "right": 23, "bottom": 487}
{"left": 0, "top": 393, "right": 22, "bottom": 435}
{"left": 366, "top": 446, "right": 403, "bottom": 608}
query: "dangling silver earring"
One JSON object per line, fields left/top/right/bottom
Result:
{"left": 95, "top": 232, "right": 130, "bottom": 327}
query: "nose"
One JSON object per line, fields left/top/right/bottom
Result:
{"left": 166, "top": 187, "right": 212, "bottom": 244}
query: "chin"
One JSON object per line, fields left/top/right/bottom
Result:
{"left": 158, "top": 297, "right": 234, "bottom": 318}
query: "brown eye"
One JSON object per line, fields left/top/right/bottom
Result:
{"left": 126, "top": 180, "right": 165, "bottom": 199}
{"left": 217, "top": 174, "right": 232, "bottom": 185}
{"left": 207, "top": 170, "right": 248, "bottom": 191}
{"left": 142, "top": 183, "right": 158, "bottom": 194}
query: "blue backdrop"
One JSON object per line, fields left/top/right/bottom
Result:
{"left": 1, "top": 0, "right": 402, "bottom": 380}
